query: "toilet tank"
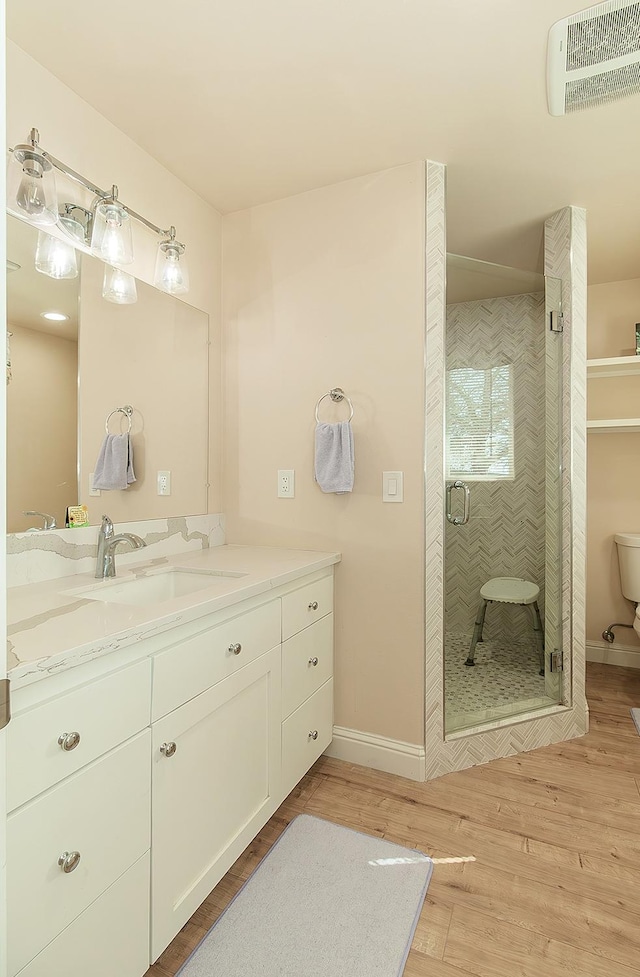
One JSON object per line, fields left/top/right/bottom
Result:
{"left": 614, "top": 533, "right": 640, "bottom": 602}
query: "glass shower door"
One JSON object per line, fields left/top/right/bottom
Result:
{"left": 443, "top": 263, "right": 566, "bottom": 734}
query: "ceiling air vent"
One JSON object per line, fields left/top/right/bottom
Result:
{"left": 547, "top": 0, "right": 640, "bottom": 115}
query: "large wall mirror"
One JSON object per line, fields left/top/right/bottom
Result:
{"left": 6, "top": 214, "right": 210, "bottom": 533}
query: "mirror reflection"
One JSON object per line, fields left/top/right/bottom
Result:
{"left": 6, "top": 216, "right": 78, "bottom": 532}
{"left": 6, "top": 214, "right": 210, "bottom": 533}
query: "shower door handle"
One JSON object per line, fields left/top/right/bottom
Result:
{"left": 446, "top": 480, "right": 470, "bottom": 525}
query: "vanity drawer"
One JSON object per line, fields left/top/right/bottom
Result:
{"left": 152, "top": 600, "right": 280, "bottom": 720}
{"left": 281, "top": 678, "right": 333, "bottom": 797}
{"left": 282, "top": 613, "right": 334, "bottom": 719}
{"left": 7, "top": 658, "right": 151, "bottom": 812}
{"left": 281, "top": 574, "right": 333, "bottom": 640}
{"left": 14, "top": 853, "right": 150, "bottom": 977}
{"left": 8, "top": 730, "right": 151, "bottom": 977}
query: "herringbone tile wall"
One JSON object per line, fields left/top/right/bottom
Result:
{"left": 444, "top": 293, "right": 546, "bottom": 641}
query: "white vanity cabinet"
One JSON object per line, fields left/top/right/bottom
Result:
{"left": 6, "top": 562, "right": 336, "bottom": 976}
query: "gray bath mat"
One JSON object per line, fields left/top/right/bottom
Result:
{"left": 177, "top": 813, "right": 433, "bottom": 977}
{"left": 631, "top": 708, "right": 640, "bottom": 735}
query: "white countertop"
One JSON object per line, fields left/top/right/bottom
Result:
{"left": 7, "top": 544, "right": 340, "bottom": 690}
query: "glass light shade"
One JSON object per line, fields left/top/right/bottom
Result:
{"left": 91, "top": 200, "right": 134, "bottom": 265}
{"left": 102, "top": 265, "right": 137, "bottom": 304}
{"left": 154, "top": 241, "right": 189, "bottom": 295}
{"left": 7, "top": 147, "right": 58, "bottom": 226}
{"left": 35, "top": 231, "right": 78, "bottom": 280}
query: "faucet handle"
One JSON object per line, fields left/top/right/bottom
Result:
{"left": 100, "top": 514, "right": 114, "bottom": 534}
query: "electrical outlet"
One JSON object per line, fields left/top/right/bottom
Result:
{"left": 88, "top": 474, "right": 101, "bottom": 497}
{"left": 157, "top": 470, "right": 171, "bottom": 496}
{"left": 278, "top": 469, "right": 295, "bottom": 498}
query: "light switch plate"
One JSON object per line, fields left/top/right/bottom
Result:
{"left": 88, "top": 474, "right": 101, "bottom": 497}
{"left": 383, "top": 471, "right": 404, "bottom": 503}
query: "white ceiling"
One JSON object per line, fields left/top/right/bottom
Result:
{"left": 7, "top": 0, "right": 640, "bottom": 283}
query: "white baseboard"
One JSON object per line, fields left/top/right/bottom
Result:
{"left": 324, "top": 726, "right": 426, "bottom": 781}
{"left": 586, "top": 639, "right": 640, "bottom": 669}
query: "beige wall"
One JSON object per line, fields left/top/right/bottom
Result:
{"left": 223, "top": 162, "right": 427, "bottom": 745}
{"left": 587, "top": 277, "right": 640, "bottom": 649}
{"left": 7, "top": 325, "right": 77, "bottom": 532}
{"left": 7, "top": 42, "right": 223, "bottom": 513}
{"left": 78, "top": 257, "right": 209, "bottom": 524}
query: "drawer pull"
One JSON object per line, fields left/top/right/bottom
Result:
{"left": 58, "top": 851, "right": 81, "bottom": 874}
{"left": 58, "top": 731, "right": 81, "bottom": 752}
{"left": 228, "top": 642, "right": 242, "bottom": 656}
{"left": 308, "top": 729, "right": 319, "bottom": 740}
{"left": 160, "top": 741, "right": 177, "bottom": 758}
{"left": 308, "top": 601, "right": 319, "bottom": 611}
{"left": 308, "top": 657, "right": 319, "bottom": 667}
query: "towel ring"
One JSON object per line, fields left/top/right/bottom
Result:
{"left": 315, "top": 388, "right": 354, "bottom": 423}
{"left": 105, "top": 405, "right": 133, "bottom": 434}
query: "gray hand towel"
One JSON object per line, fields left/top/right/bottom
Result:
{"left": 92, "top": 434, "right": 136, "bottom": 491}
{"left": 314, "top": 421, "right": 354, "bottom": 494}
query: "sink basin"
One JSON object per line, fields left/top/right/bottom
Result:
{"left": 69, "top": 568, "right": 248, "bottom": 606}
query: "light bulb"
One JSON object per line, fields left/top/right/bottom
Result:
{"left": 101, "top": 210, "right": 127, "bottom": 264}
{"left": 35, "top": 231, "right": 78, "bottom": 280}
{"left": 91, "top": 196, "right": 134, "bottom": 265}
{"left": 154, "top": 239, "right": 189, "bottom": 295}
{"left": 163, "top": 254, "right": 185, "bottom": 292}
{"left": 102, "top": 265, "right": 137, "bottom": 304}
{"left": 17, "top": 169, "right": 48, "bottom": 219}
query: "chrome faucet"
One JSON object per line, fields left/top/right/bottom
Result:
{"left": 95, "top": 514, "right": 146, "bottom": 579}
{"left": 23, "top": 510, "right": 57, "bottom": 530}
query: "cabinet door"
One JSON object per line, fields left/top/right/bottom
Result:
{"left": 151, "top": 646, "right": 281, "bottom": 961}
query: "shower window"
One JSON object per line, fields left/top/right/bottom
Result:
{"left": 446, "top": 363, "right": 514, "bottom": 480}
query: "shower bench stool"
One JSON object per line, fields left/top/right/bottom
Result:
{"left": 465, "top": 576, "right": 545, "bottom": 676}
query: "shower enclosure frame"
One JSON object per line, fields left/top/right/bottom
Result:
{"left": 423, "top": 160, "right": 588, "bottom": 779}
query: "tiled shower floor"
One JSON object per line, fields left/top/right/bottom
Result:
{"left": 444, "top": 632, "right": 558, "bottom": 732}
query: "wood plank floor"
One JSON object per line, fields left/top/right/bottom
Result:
{"left": 147, "top": 662, "right": 640, "bottom": 977}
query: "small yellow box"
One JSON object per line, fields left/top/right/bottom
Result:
{"left": 66, "top": 505, "right": 89, "bottom": 528}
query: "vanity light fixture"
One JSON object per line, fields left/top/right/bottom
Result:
{"left": 102, "top": 265, "right": 138, "bottom": 305}
{"left": 154, "top": 226, "right": 189, "bottom": 295}
{"left": 7, "top": 128, "right": 58, "bottom": 226}
{"left": 8, "top": 127, "right": 190, "bottom": 294}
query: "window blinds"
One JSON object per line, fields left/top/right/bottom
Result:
{"left": 446, "top": 364, "right": 514, "bottom": 479}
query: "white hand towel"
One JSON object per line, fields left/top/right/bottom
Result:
{"left": 314, "top": 421, "right": 354, "bottom": 494}
{"left": 92, "top": 434, "right": 136, "bottom": 491}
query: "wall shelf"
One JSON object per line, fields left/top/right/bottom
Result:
{"left": 587, "top": 418, "right": 640, "bottom": 434}
{"left": 587, "top": 356, "right": 640, "bottom": 378}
